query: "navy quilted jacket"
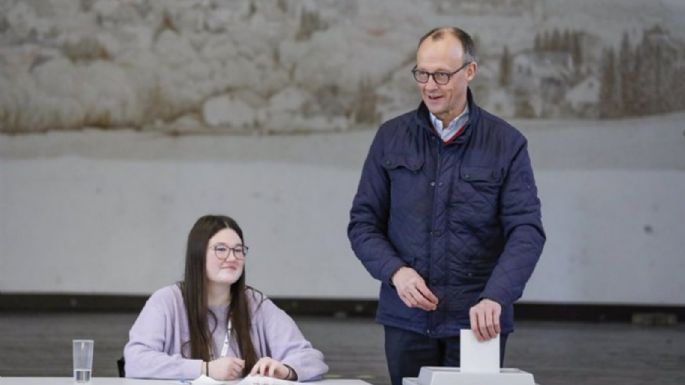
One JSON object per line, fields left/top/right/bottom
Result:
{"left": 348, "top": 89, "right": 545, "bottom": 337}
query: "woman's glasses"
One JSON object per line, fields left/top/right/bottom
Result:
{"left": 211, "top": 243, "right": 249, "bottom": 261}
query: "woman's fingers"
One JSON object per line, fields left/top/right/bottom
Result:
{"left": 249, "top": 357, "right": 286, "bottom": 379}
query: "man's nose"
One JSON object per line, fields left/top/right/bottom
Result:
{"left": 424, "top": 76, "right": 440, "bottom": 90}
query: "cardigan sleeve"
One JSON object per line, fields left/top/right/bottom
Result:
{"left": 124, "top": 287, "right": 202, "bottom": 380}
{"left": 252, "top": 298, "right": 329, "bottom": 382}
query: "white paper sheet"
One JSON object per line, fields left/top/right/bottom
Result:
{"left": 237, "top": 375, "right": 298, "bottom": 385}
{"left": 189, "top": 375, "right": 297, "bottom": 385}
{"left": 459, "top": 329, "right": 500, "bottom": 373}
{"left": 190, "top": 374, "right": 228, "bottom": 385}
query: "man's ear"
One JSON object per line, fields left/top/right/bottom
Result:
{"left": 466, "top": 62, "right": 478, "bottom": 82}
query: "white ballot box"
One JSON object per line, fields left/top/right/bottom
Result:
{"left": 402, "top": 330, "right": 536, "bottom": 385}
{"left": 402, "top": 366, "right": 536, "bottom": 385}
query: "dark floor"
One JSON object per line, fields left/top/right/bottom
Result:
{"left": 0, "top": 313, "right": 683, "bottom": 385}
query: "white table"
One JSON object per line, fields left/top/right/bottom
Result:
{"left": 0, "top": 379, "right": 372, "bottom": 385}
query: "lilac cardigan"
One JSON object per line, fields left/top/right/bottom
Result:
{"left": 124, "top": 284, "right": 328, "bottom": 381}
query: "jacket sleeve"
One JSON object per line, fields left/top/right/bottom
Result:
{"left": 347, "top": 126, "right": 406, "bottom": 284}
{"left": 481, "top": 138, "right": 546, "bottom": 306}
{"left": 255, "top": 300, "right": 329, "bottom": 382}
{"left": 124, "top": 291, "right": 201, "bottom": 380}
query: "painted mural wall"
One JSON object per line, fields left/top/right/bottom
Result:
{"left": 1, "top": 0, "right": 684, "bottom": 304}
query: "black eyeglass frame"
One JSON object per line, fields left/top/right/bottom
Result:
{"left": 411, "top": 61, "right": 472, "bottom": 85}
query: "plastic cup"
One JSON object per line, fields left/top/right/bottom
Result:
{"left": 72, "top": 339, "right": 94, "bottom": 382}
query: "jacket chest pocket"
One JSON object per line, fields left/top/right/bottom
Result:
{"left": 382, "top": 153, "right": 426, "bottom": 208}
{"left": 451, "top": 165, "right": 503, "bottom": 214}
{"left": 382, "top": 153, "right": 424, "bottom": 180}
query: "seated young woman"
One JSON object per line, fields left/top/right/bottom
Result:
{"left": 124, "top": 214, "right": 329, "bottom": 381}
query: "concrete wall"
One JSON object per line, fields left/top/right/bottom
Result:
{"left": 2, "top": 114, "right": 684, "bottom": 305}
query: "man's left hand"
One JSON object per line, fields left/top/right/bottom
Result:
{"left": 469, "top": 298, "right": 501, "bottom": 341}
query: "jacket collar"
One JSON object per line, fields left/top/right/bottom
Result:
{"left": 415, "top": 88, "right": 479, "bottom": 144}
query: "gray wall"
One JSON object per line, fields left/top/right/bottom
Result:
{"left": 2, "top": 115, "right": 684, "bottom": 305}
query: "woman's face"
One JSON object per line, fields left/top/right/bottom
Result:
{"left": 205, "top": 228, "right": 245, "bottom": 287}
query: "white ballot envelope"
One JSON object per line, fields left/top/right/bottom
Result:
{"left": 459, "top": 329, "right": 500, "bottom": 373}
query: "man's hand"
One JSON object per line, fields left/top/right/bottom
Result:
{"left": 391, "top": 266, "right": 438, "bottom": 311}
{"left": 469, "top": 298, "right": 501, "bottom": 341}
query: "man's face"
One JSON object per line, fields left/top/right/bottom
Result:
{"left": 415, "top": 35, "right": 476, "bottom": 124}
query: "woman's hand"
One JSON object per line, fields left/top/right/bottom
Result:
{"left": 208, "top": 357, "right": 245, "bottom": 380}
{"left": 249, "top": 357, "right": 294, "bottom": 380}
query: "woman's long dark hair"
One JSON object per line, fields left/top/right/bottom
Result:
{"left": 179, "top": 215, "right": 257, "bottom": 375}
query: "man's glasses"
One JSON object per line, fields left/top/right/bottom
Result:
{"left": 412, "top": 61, "right": 471, "bottom": 85}
{"left": 211, "top": 243, "right": 249, "bottom": 261}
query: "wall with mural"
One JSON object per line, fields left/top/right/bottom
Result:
{"left": 2, "top": 0, "right": 684, "bottom": 304}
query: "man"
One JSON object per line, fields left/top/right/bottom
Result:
{"left": 347, "top": 27, "right": 545, "bottom": 385}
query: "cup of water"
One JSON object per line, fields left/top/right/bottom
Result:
{"left": 73, "top": 339, "right": 94, "bottom": 382}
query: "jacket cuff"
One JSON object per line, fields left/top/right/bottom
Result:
{"left": 381, "top": 258, "right": 407, "bottom": 286}
{"left": 479, "top": 291, "right": 508, "bottom": 307}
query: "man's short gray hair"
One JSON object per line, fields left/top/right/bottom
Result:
{"left": 418, "top": 27, "right": 477, "bottom": 63}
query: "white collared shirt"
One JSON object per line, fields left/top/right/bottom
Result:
{"left": 430, "top": 105, "right": 469, "bottom": 142}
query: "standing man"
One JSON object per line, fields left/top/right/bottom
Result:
{"left": 348, "top": 27, "right": 545, "bottom": 385}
